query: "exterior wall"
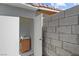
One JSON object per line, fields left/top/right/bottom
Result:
{"left": 0, "top": 4, "right": 36, "bottom": 56}
{"left": 43, "top": 5, "right": 79, "bottom": 56}
{"left": 0, "top": 16, "right": 19, "bottom": 56}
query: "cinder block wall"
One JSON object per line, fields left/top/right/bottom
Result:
{"left": 43, "top": 5, "right": 79, "bottom": 56}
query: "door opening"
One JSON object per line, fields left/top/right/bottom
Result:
{"left": 19, "top": 17, "right": 34, "bottom": 56}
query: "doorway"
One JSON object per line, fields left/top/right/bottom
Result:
{"left": 19, "top": 17, "right": 34, "bottom": 56}
{"left": 0, "top": 14, "right": 43, "bottom": 56}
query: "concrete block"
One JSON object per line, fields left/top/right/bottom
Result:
{"left": 51, "top": 39, "right": 62, "bottom": 47}
{"left": 60, "top": 34, "right": 79, "bottom": 44}
{"left": 57, "top": 11, "right": 65, "bottom": 19}
{"left": 65, "top": 5, "right": 79, "bottom": 17}
{"left": 49, "top": 19, "right": 58, "bottom": 26}
{"left": 43, "top": 47, "right": 49, "bottom": 55}
{"left": 44, "top": 43, "right": 48, "bottom": 48}
{"left": 43, "top": 15, "right": 53, "bottom": 27}
{"left": 51, "top": 11, "right": 65, "bottom": 21}
{"left": 43, "top": 32, "right": 47, "bottom": 38}
{"left": 51, "top": 11, "right": 65, "bottom": 20}
{"left": 56, "top": 47, "right": 72, "bottom": 56}
{"left": 63, "top": 42, "right": 79, "bottom": 55}
{"left": 43, "top": 26, "right": 47, "bottom": 32}
{"left": 72, "top": 25, "right": 79, "bottom": 34}
{"left": 59, "top": 15, "right": 78, "bottom": 26}
{"left": 48, "top": 44, "right": 56, "bottom": 52}
{"left": 43, "top": 22, "right": 49, "bottom": 27}
{"left": 48, "top": 49, "right": 57, "bottom": 56}
{"left": 44, "top": 38, "right": 51, "bottom": 44}
{"left": 47, "top": 26, "right": 56, "bottom": 33}
{"left": 51, "top": 14, "right": 59, "bottom": 20}
{"left": 57, "top": 26, "right": 71, "bottom": 33}
{"left": 46, "top": 33, "right": 59, "bottom": 40}
{"left": 43, "top": 15, "right": 51, "bottom": 22}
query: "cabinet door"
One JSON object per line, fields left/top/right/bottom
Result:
{"left": 0, "top": 16, "right": 19, "bottom": 56}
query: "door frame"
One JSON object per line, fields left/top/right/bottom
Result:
{"left": 33, "top": 14, "right": 43, "bottom": 56}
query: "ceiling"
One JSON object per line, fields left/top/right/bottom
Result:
{"left": 4, "top": 3, "right": 37, "bottom": 11}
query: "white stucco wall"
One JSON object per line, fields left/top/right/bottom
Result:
{"left": 0, "top": 16, "right": 19, "bottom": 56}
